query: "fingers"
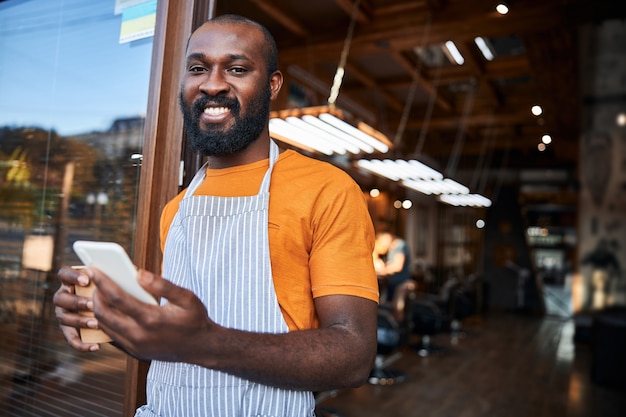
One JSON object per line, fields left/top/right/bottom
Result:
{"left": 54, "top": 303, "right": 101, "bottom": 353}
{"left": 89, "top": 267, "right": 147, "bottom": 314}
{"left": 89, "top": 269, "right": 173, "bottom": 334}
{"left": 63, "top": 328, "right": 100, "bottom": 352}
{"left": 89, "top": 268, "right": 156, "bottom": 344}
{"left": 53, "top": 266, "right": 96, "bottom": 321}
{"left": 54, "top": 266, "right": 101, "bottom": 352}
{"left": 85, "top": 269, "right": 213, "bottom": 362}
{"left": 58, "top": 265, "right": 92, "bottom": 287}
{"left": 58, "top": 321, "right": 101, "bottom": 352}
{"left": 54, "top": 292, "right": 96, "bottom": 332}
{"left": 54, "top": 266, "right": 95, "bottom": 312}
{"left": 137, "top": 269, "right": 195, "bottom": 306}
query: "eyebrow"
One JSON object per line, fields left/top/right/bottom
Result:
{"left": 186, "top": 52, "right": 205, "bottom": 61}
{"left": 186, "top": 52, "right": 251, "bottom": 62}
{"left": 228, "top": 53, "right": 251, "bottom": 62}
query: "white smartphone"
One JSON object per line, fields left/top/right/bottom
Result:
{"left": 73, "top": 240, "right": 158, "bottom": 305}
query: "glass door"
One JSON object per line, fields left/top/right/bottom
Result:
{"left": 0, "top": 1, "right": 155, "bottom": 415}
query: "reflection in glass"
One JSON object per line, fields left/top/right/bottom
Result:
{"left": 0, "top": 1, "right": 154, "bottom": 415}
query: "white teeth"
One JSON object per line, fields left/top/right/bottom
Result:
{"left": 204, "top": 107, "right": 228, "bottom": 116}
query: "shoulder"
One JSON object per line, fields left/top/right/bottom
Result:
{"left": 160, "top": 188, "right": 188, "bottom": 232}
{"left": 163, "top": 188, "right": 187, "bottom": 216}
{"left": 395, "top": 239, "right": 410, "bottom": 255}
{"left": 274, "top": 149, "right": 361, "bottom": 191}
{"left": 275, "top": 149, "right": 335, "bottom": 170}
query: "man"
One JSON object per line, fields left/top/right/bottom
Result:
{"left": 53, "top": 14, "right": 378, "bottom": 416}
{"left": 373, "top": 231, "right": 412, "bottom": 303}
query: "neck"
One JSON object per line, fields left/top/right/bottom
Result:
{"left": 206, "top": 136, "right": 272, "bottom": 169}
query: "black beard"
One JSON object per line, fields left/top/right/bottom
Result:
{"left": 180, "top": 86, "right": 271, "bottom": 157}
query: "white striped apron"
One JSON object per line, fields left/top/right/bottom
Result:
{"left": 136, "top": 141, "right": 315, "bottom": 417}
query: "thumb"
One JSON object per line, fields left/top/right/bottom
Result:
{"left": 137, "top": 269, "right": 195, "bottom": 306}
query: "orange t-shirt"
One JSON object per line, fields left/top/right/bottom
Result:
{"left": 160, "top": 149, "right": 379, "bottom": 331}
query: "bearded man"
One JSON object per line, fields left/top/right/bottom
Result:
{"left": 54, "top": 14, "right": 378, "bottom": 417}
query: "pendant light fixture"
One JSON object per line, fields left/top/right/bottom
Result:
{"left": 269, "top": 0, "right": 392, "bottom": 157}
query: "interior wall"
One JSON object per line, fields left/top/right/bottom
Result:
{"left": 577, "top": 20, "right": 626, "bottom": 311}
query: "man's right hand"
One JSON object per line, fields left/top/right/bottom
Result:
{"left": 53, "top": 266, "right": 102, "bottom": 352}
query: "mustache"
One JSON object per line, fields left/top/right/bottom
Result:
{"left": 192, "top": 95, "right": 240, "bottom": 115}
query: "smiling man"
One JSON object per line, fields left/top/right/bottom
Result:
{"left": 54, "top": 14, "right": 378, "bottom": 417}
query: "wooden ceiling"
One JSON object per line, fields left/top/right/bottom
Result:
{"left": 215, "top": 0, "right": 626, "bottom": 199}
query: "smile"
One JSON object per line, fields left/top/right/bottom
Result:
{"left": 203, "top": 107, "right": 229, "bottom": 116}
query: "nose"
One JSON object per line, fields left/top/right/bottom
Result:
{"left": 198, "top": 69, "right": 229, "bottom": 96}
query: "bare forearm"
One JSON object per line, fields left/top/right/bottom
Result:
{"left": 201, "top": 328, "right": 373, "bottom": 390}
{"left": 189, "top": 321, "right": 375, "bottom": 391}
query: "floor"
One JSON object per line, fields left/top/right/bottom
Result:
{"left": 316, "top": 312, "right": 625, "bottom": 417}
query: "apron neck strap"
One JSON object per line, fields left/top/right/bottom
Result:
{"left": 185, "top": 140, "right": 280, "bottom": 198}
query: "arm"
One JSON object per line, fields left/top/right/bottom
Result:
{"left": 89, "top": 268, "right": 377, "bottom": 392}
{"left": 381, "top": 251, "right": 406, "bottom": 275}
{"left": 373, "top": 255, "right": 386, "bottom": 275}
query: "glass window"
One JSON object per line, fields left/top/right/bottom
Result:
{"left": 0, "top": 1, "right": 154, "bottom": 415}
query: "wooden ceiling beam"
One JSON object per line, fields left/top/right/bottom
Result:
{"left": 390, "top": 50, "right": 454, "bottom": 112}
{"left": 344, "top": 61, "right": 405, "bottom": 111}
{"left": 374, "top": 0, "right": 429, "bottom": 17}
{"left": 278, "top": 0, "right": 624, "bottom": 64}
{"left": 405, "top": 111, "right": 532, "bottom": 130}
{"left": 248, "top": 0, "right": 310, "bottom": 37}
{"left": 261, "top": 0, "right": 623, "bottom": 171}
{"left": 454, "top": 40, "right": 503, "bottom": 106}
{"left": 333, "top": 0, "right": 372, "bottom": 24}
{"left": 374, "top": 54, "right": 531, "bottom": 93}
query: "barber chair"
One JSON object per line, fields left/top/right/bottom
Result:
{"left": 448, "top": 284, "right": 477, "bottom": 338}
{"left": 314, "top": 391, "right": 344, "bottom": 417}
{"left": 444, "top": 275, "right": 482, "bottom": 340}
{"left": 368, "top": 280, "right": 418, "bottom": 385}
{"left": 368, "top": 308, "right": 405, "bottom": 385}
{"left": 424, "top": 276, "right": 479, "bottom": 341}
{"left": 408, "top": 297, "right": 446, "bottom": 357}
{"left": 315, "top": 409, "right": 341, "bottom": 417}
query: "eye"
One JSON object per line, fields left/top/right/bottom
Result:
{"left": 188, "top": 65, "right": 206, "bottom": 73}
{"left": 228, "top": 66, "right": 248, "bottom": 75}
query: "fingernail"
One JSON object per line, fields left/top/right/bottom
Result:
{"left": 77, "top": 274, "right": 89, "bottom": 286}
{"left": 89, "top": 344, "right": 100, "bottom": 352}
{"left": 87, "top": 319, "right": 98, "bottom": 329}
{"left": 138, "top": 270, "right": 153, "bottom": 284}
{"left": 86, "top": 300, "right": 94, "bottom": 310}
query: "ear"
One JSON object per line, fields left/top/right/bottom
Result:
{"left": 269, "top": 70, "right": 284, "bottom": 101}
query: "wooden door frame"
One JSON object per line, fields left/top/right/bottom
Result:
{"left": 124, "top": 0, "right": 214, "bottom": 414}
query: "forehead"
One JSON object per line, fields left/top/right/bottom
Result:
{"left": 187, "top": 22, "right": 266, "bottom": 61}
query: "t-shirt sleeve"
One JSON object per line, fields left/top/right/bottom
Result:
{"left": 160, "top": 190, "right": 187, "bottom": 255}
{"left": 308, "top": 173, "right": 379, "bottom": 303}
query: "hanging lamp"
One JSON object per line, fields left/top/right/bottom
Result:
{"left": 269, "top": 0, "right": 392, "bottom": 157}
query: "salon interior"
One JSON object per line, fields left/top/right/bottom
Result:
{"left": 1, "top": 0, "right": 626, "bottom": 416}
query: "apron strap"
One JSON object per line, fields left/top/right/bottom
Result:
{"left": 184, "top": 140, "right": 280, "bottom": 199}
